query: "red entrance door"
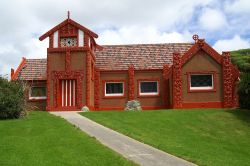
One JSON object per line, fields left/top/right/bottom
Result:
{"left": 59, "top": 79, "right": 76, "bottom": 107}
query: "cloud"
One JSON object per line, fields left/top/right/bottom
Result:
{"left": 198, "top": 8, "right": 228, "bottom": 31}
{"left": 97, "top": 26, "right": 192, "bottom": 45}
{"left": 213, "top": 35, "right": 250, "bottom": 53}
{"left": 0, "top": 0, "right": 250, "bottom": 78}
{"left": 225, "top": 0, "right": 250, "bottom": 13}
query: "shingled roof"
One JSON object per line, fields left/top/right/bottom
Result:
{"left": 95, "top": 43, "right": 194, "bottom": 70}
{"left": 15, "top": 43, "right": 194, "bottom": 80}
{"left": 17, "top": 59, "right": 47, "bottom": 80}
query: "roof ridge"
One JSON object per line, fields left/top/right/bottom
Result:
{"left": 26, "top": 58, "right": 47, "bottom": 60}
{"left": 100, "top": 42, "right": 194, "bottom": 47}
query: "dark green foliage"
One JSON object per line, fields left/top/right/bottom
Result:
{"left": 231, "top": 49, "right": 250, "bottom": 72}
{"left": 0, "top": 76, "right": 25, "bottom": 119}
{"left": 231, "top": 49, "right": 250, "bottom": 109}
{"left": 238, "top": 73, "right": 250, "bottom": 109}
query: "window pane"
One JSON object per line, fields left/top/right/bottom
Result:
{"left": 191, "top": 75, "right": 212, "bottom": 87}
{"left": 140, "top": 82, "right": 158, "bottom": 93}
{"left": 106, "top": 83, "right": 123, "bottom": 94}
{"left": 31, "top": 87, "right": 46, "bottom": 97}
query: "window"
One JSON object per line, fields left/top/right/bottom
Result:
{"left": 139, "top": 81, "right": 159, "bottom": 96}
{"left": 29, "top": 86, "right": 46, "bottom": 100}
{"left": 190, "top": 74, "right": 213, "bottom": 90}
{"left": 105, "top": 82, "right": 124, "bottom": 96}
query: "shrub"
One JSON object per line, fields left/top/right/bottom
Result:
{"left": 238, "top": 73, "right": 250, "bottom": 109}
{"left": 125, "top": 100, "right": 142, "bottom": 111}
{"left": 0, "top": 77, "right": 26, "bottom": 119}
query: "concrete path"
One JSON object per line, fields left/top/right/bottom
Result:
{"left": 51, "top": 112, "right": 196, "bottom": 166}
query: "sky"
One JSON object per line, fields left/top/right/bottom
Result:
{"left": 0, "top": 0, "right": 250, "bottom": 78}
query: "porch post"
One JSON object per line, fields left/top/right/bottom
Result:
{"left": 128, "top": 65, "right": 135, "bottom": 100}
{"left": 86, "top": 52, "right": 91, "bottom": 107}
{"left": 222, "top": 52, "right": 233, "bottom": 108}
{"left": 94, "top": 67, "right": 100, "bottom": 110}
{"left": 172, "top": 52, "right": 183, "bottom": 109}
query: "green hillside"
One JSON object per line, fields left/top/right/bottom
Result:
{"left": 230, "top": 49, "right": 250, "bottom": 72}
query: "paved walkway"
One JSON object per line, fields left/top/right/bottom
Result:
{"left": 51, "top": 112, "right": 196, "bottom": 166}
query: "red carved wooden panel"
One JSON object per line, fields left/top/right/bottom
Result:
{"left": 172, "top": 53, "right": 183, "bottom": 108}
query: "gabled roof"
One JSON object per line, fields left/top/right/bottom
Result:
{"left": 14, "top": 40, "right": 226, "bottom": 80}
{"left": 181, "top": 39, "right": 222, "bottom": 66}
{"left": 39, "top": 18, "right": 98, "bottom": 41}
{"left": 15, "top": 59, "right": 47, "bottom": 80}
{"left": 95, "top": 43, "right": 194, "bottom": 70}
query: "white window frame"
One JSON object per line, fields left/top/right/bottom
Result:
{"left": 139, "top": 81, "right": 159, "bottom": 96}
{"left": 190, "top": 74, "right": 213, "bottom": 90}
{"left": 105, "top": 82, "right": 124, "bottom": 97}
{"left": 29, "top": 86, "right": 47, "bottom": 100}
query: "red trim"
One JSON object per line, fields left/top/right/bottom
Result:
{"left": 47, "top": 46, "right": 89, "bottom": 53}
{"left": 181, "top": 40, "right": 222, "bottom": 66}
{"left": 182, "top": 102, "right": 223, "bottom": 108}
{"left": 11, "top": 57, "right": 26, "bottom": 80}
{"left": 86, "top": 52, "right": 91, "bottom": 107}
{"left": 222, "top": 52, "right": 234, "bottom": 108}
{"left": 91, "top": 60, "right": 95, "bottom": 81}
{"left": 137, "top": 78, "right": 160, "bottom": 97}
{"left": 49, "top": 106, "right": 80, "bottom": 111}
{"left": 102, "top": 80, "right": 126, "bottom": 98}
{"left": 65, "top": 50, "right": 71, "bottom": 71}
{"left": 39, "top": 18, "right": 98, "bottom": 41}
{"left": 46, "top": 53, "right": 51, "bottom": 111}
{"left": 172, "top": 52, "right": 183, "bottom": 108}
{"left": 99, "top": 69, "right": 162, "bottom": 73}
{"left": 49, "top": 35, "right": 53, "bottom": 48}
{"left": 186, "top": 71, "right": 217, "bottom": 93}
{"left": 95, "top": 106, "right": 168, "bottom": 111}
{"left": 53, "top": 71, "right": 84, "bottom": 110}
{"left": 94, "top": 67, "right": 100, "bottom": 109}
{"left": 128, "top": 65, "right": 135, "bottom": 100}
{"left": 162, "top": 64, "right": 172, "bottom": 79}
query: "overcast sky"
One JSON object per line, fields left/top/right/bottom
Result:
{"left": 1, "top": 0, "right": 250, "bottom": 77}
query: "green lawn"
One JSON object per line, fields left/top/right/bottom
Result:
{"left": 81, "top": 109, "right": 250, "bottom": 166}
{"left": 0, "top": 111, "right": 136, "bottom": 166}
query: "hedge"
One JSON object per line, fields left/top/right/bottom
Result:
{"left": 238, "top": 73, "right": 250, "bottom": 109}
{"left": 0, "top": 76, "right": 26, "bottom": 119}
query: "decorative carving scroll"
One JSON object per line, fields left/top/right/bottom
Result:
{"left": 163, "top": 64, "right": 171, "bottom": 79}
{"left": 65, "top": 50, "right": 71, "bottom": 71}
{"left": 86, "top": 52, "right": 91, "bottom": 107}
{"left": 94, "top": 67, "right": 100, "bottom": 109}
{"left": 222, "top": 52, "right": 233, "bottom": 108}
{"left": 46, "top": 54, "right": 51, "bottom": 111}
{"left": 59, "top": 23, "right": 77, "bottom": 37}
{"left": 128, "top": 65, "right": 135, "bottom": 100}
{"left": 172, "top": 52, "right": 182, "bottom": 108}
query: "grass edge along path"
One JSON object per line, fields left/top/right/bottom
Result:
{"left": 81, "top": 109, "right": 250, "bottom": 166}
{"left": 0, "top": 111, "right": 136, "bottom": 166}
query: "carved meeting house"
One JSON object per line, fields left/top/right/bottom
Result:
{"left": 11, "top": 14, "right": 240, "bottom": 111}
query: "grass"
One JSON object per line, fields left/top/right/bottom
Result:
{"left": 81, "top": 109, "right": 250, "bottom": 166}
{"left": 0, "top": 111, "right": 136, "bottom": 166}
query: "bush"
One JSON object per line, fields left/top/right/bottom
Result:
{"left": 0, "top": 76, "right": 26, "bottom": 119}
{"left": 238, "top": 73, "right": 250, "bottom": 109}
{"left": 125, "top": 100, "right": 142, "bottom": 111}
